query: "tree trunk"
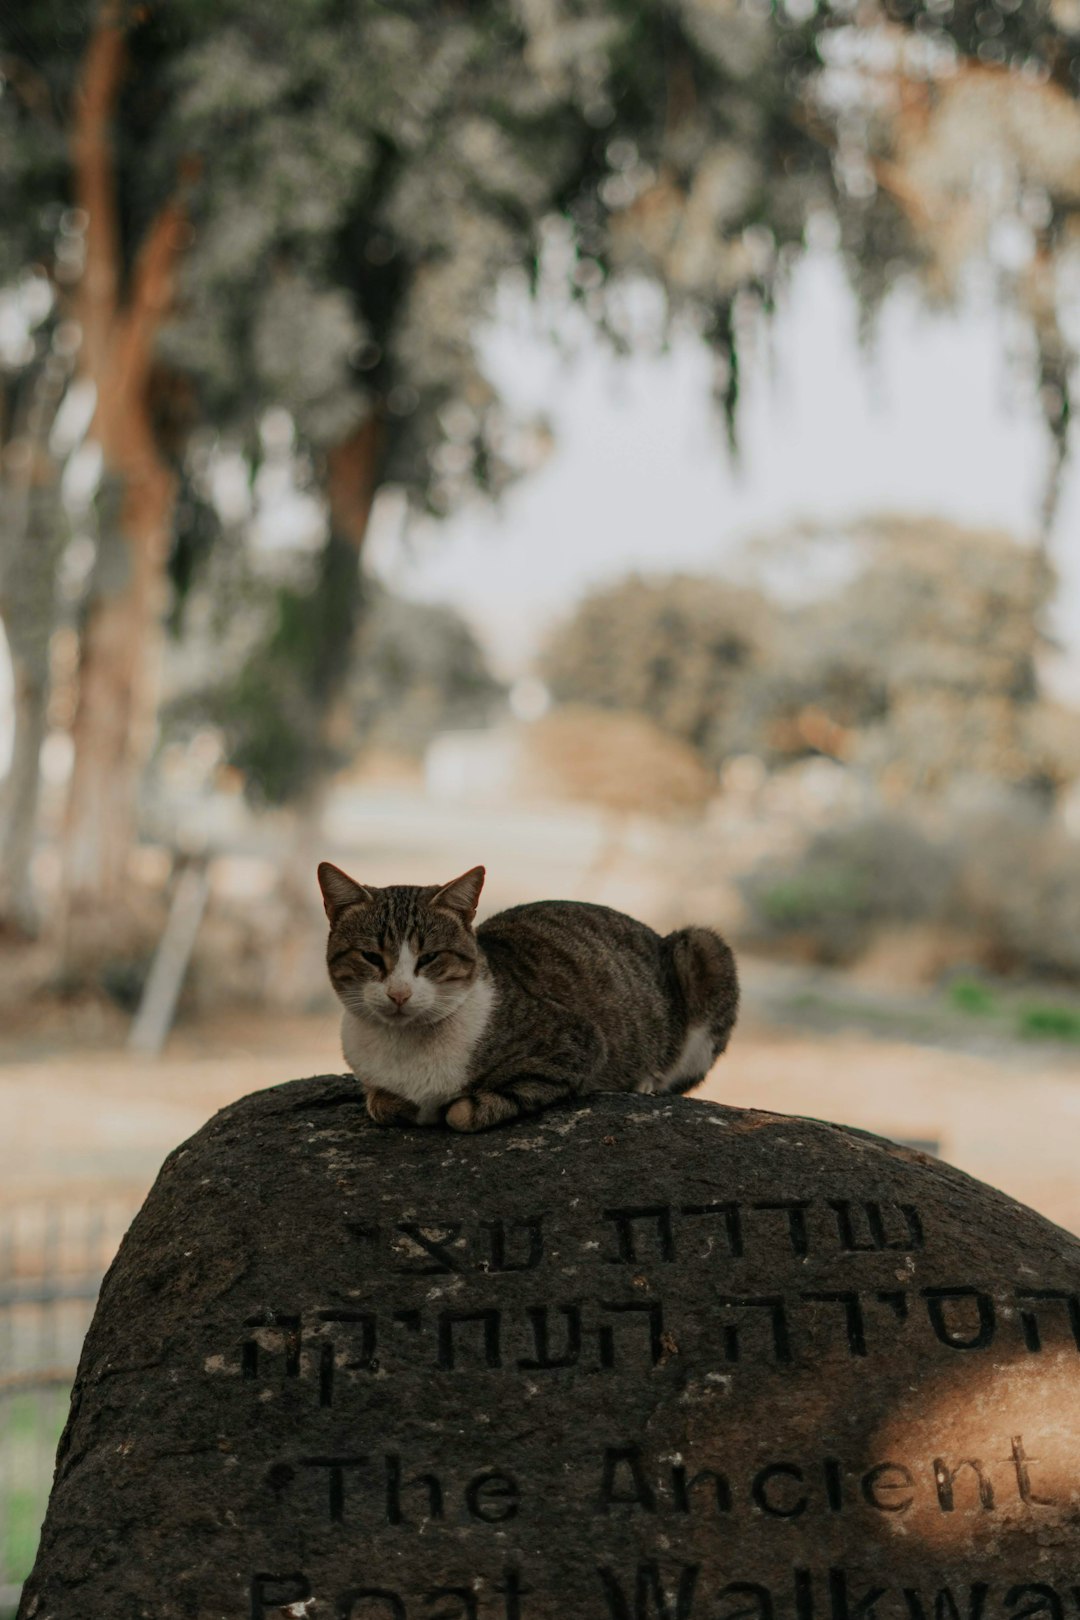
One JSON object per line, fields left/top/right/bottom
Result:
{"left": 267, "top": 418, "right": 383, "bottom": 1008}
{"left": 62, "top": 457, "right": 174, "bottom": 903}
{"left": 0, "top": 673, "right": 49, "bottom": 934}
{"left": 60, "top": 2, "right": 188, "bottom": 918}
{"left": 0, "top": 485, "right": 64, "bottom": 935}
{"left": 316, "top": 415, "right": 382, "bottom": 747}
{"left": 0, "top": 331, "right": 76, "bottom": 936}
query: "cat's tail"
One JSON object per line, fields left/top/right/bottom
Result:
{"left": 663, "top": 926, "right": 740, "bottom": 1057}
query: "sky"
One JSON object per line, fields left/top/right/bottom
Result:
{"left": 368, "top": 245, "right": 1080, "bottom": 696}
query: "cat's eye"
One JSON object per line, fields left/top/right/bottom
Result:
{"left": 359, "top": 951, "right": 386, "bottom": 970}
{"left": 415, "top": 951, "right": 443, "bottom": 970}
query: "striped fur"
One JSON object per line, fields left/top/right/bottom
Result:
{"left": 318, "top": 863, "right": 739, "bottom": 1133}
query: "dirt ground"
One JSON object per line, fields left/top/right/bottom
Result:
{"left": 3, "top": 985, "right": 1079, "bottom": 1239}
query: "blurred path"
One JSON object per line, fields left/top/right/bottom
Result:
{"left": 2, "top": 996, "right": 1079, "bottom": 1237}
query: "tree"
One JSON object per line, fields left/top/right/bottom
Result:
{"left": 0, "top": 307, "right": 77, "bottom": 934}
{"left": 163, "top": 577, "right": 503, "bottom": 805}
{"left": 0, "top": 3, "right": 86, "bottom": 933}
{"left": 0, "top": 1, "right": 195, "bottom": 927}
{"left": 2, "top": 0, "right": 831, "bottom": 925}
{"left": 762, "top": 517, "right": 1071, "bottom": 801}
{"left": 348, "top": 588, "right": 504, "bottom": 761}
{"left": 149, "top": 0, "right": 830, "bottom": 817}
{"left": 547, "top": 519, "right": 1078, "bottom": 804}
{"left": 541, "top": 573, "right": 776, "bottom": 762}
{"left": 805, "top": 3, "right": 1080, "bottom": 529}
{"left": 2, "top": 0, "right": 1079, "bottom": 933}
{"left": 61, "top": 8, "right": 195, "bottom": 912}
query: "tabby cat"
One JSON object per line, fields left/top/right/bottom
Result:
{"left": 318, "top": 862, "right": 739, "bottom": 1132}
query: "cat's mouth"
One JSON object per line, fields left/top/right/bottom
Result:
{"left": 378, "top": 1002, "right": 414, "bottom": 1022}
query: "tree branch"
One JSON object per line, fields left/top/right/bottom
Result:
{"left": 71, "top": 0, "right": 126, "bottom": 379}
{"left": 113, "top": 194, "right": 190, "bottom": 407}
{"left": 326, "top": 416, "right": 382, "bottom": 550}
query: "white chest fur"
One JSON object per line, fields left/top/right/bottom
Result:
{"left": 341, "top": 978, "right": 496, "bottom": 1123}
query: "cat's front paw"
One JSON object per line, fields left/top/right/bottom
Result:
{"left": 444, "top": 1092, "right": 518, "bottom": 1132}
{"left": 365, "top": 1086, "right": 419, "bottom": 1128}
{"left": 444, "top": 1096, "right": 482, "bottom": 1132}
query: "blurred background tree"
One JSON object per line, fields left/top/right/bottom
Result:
{"left": 347, "top": 589, "right": 505, "bottom": 763}
{"left": 0, "top": 0, "right": 197, "bottom": 934}
{"left": 164, "top": 579, "right": 504, "bottom": 805}
{"left": 2, "top": 0, "right": 825, "bottom": 932}
{"left": 542, "top": 573, "right": 776, "bottom": 760}
{"left": 541, "top": 517, "right": 1078, "bottom": 801}
{"left": 738, "top": 518, "right": 1076, "bottom": 800}
{"left": 2, "top": 0, "right": 1080, "bottom": 944}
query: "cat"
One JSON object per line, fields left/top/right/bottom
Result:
{"left": 317, "top": 861, "right": 739, "bottom": 1132}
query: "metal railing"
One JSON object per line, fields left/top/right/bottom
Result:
{"left": 0, "top": 1194, "right": 143, "bottom": 1615}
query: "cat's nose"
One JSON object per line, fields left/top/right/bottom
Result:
{"left": 386, "top": 985, "right": 412, "bottom": 1006}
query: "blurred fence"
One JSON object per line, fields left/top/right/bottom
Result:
{"left": 0, "top": 1194, "right": 142, "bottom": 1615}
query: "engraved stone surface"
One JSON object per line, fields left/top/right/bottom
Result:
{"left": 19, "top": 1077, "right": 1080, "bottom": 1619}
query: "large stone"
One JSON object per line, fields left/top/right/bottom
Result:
{"left": 19, "top": 1078, "right": 1080, "bottom": 1620}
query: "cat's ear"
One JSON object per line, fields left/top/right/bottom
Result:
{"left": 433, "top": 865, "right": 485, "bottom": 923}
{"left": 317, "top": 862, "right": 374, "bottom": 921}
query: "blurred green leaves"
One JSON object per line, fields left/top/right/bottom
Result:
{"left": 202, "top": 534, "right": 362, "bottom": 806}
{"left": 742, "top": 815, "right": 957, "bottom": 965}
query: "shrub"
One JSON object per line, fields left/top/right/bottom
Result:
{"left": 742, "top": 799, "right": 1080, "bottom": 985}
{"left": 948, "top": 977, "right": 997, "bottom": 1016}
{"left": 1017, "top": 1003, "right": 1080, "bottom": 1042}
{"left": 740, "top": 814, "right": 958, "bottom": 964}
{"left": 958, "top": 812, "right": 1080, "bottom": 981}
